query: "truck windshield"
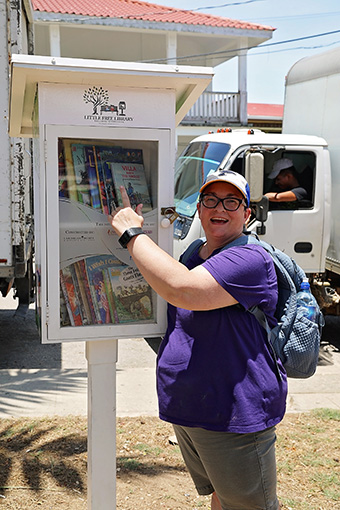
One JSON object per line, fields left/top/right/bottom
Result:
{"left": 174, "top": 141, "right": 231, "bottom": 217}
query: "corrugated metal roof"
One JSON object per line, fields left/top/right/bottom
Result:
{"left": 32, "top": 0, "right": 274, "bottom": 31}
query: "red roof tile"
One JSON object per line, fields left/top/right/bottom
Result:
{"left": 248, "top": 103, "right": 283, "bottom": 118}
{"left": 32, "top": 0, "right": 274, "bottom": 31}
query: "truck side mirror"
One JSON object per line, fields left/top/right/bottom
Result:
{"left": 245, "top": 152, "right": 264, "bottom": 203}
{"left": 245, "top": 152, "right": 268, "bottom": 234}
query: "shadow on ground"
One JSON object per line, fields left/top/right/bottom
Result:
{"left": 0, "top": 309, "right": 62, "bottom": 369}
{"left": 0, "top": 418, "right": 87, "bottom": 497}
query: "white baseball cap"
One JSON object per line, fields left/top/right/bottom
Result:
{"left": 268, "top": 158, "right": 294, "bottom": 179}
{"left": 200, "top": 170, "right": 250, "bottom": 206}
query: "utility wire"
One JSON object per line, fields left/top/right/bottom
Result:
{"left": 252, "top": 39, "right": 340, "bottom": 55}
{"left": 142, "top": 28, "right": 340, "bottom": 63}
{"left": 191, "top": 0, "right": 264, "bottom": 10}
{"left": 244, "top": 11, "right": 340, "bottom": 22}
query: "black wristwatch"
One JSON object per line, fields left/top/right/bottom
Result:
{"left": 118, "top": 227, "right": 144, "bottom": 248}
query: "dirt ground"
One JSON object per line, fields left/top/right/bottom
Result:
{"left": 0, "top": 409, "right": 339, "bottom": 510}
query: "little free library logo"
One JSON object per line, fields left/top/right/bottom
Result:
{"left": 83, "top": 86, "right": 133, "bottom": 123}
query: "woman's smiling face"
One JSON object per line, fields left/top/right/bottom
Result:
{"left": 197, "top": 181, "right": 250, "bottom": 247}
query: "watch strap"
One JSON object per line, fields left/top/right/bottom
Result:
{"left": 118, "top": 227, "right": 144, "bottom": 248}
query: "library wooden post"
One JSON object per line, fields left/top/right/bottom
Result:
{"left": 9, "top": 55, "right": 213, "bottom": 509}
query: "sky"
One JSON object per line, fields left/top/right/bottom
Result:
{"left": 150, "top": 0, "right": 340, "bottom": 104}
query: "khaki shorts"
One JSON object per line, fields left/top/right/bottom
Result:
{"left": 173, "top": 424, "right": 279, "bottom": 510}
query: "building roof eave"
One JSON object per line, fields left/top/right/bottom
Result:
{"left": 33, "top": 11, "right": 273, "bottom": 41}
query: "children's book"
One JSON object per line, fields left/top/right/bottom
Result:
{"left": 58, "top": 138, "right": 69, "bottom": 199}
{"left": 101, "top": 268, "right": 120, "bottom": 324}
{"left": 85, "top": 255, "right": 122, "bottom": 324}
{"left": 60, "top": 267, "right": 83, "bottom": 326}
{"left": 116, "top": 148, "right": 144, "bottom": 164}
{"left": 70, "top": 143, "right": 92, "bottom": 206}
{"left": 83, "top": 146, "right": 102, "bottom": 211}
{"left": 59, "top": 282, "right": 71, "bottom": 327}
{"left": 62, "top": 139, "right": 81, "bottom": 202}
{"left": 73, "top": 262, "right": 93, "bottom": 325}
{"left": 91, "top": 146, "right": 108, "bottom": 214}
{"left": 108, "top": 265, "right": 153, "bottom": 323}
{"left": 76, "top": 259, "right": 97, "bottom": 324}
{"left": 109, "top": 162, "right": 152, "bottom": 212}
{"left": 95, "top": 145, "right": 122, "bottom": 214}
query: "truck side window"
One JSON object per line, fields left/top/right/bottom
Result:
{"left": 265, "top": 152, "right": 315, "bottom": 210}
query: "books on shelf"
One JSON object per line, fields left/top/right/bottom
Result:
{"left": 59, "top": 255, "right": 154, "bottom": 327}
{"left": 58, "top": 139, "right": 152, "bottom": 214}
{"left": 58, "top": 139, "right": 155, "bottom": 328}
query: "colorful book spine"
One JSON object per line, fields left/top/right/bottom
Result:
{"left": 84, "top": 146, "right": 102, "bottom": 210}
{"left": 70, "top": 143, "right": 91, "bottom": 206}
{"left": 60, "top": 267, "right": 82, "bottom": 326}
{"left": 59, "top": 273, "right": 72, "bottom": 326}
{"left": 62, "top": 140, "right": 80, "bottom": 202}
{"left": 92, "top": 146, "right": 108, "bottom": 214}
{"left": 81, "top": 260, "right": 103, "bottom": 324}
{"left": 102, "top": 268, "right": 119, "bottom": 324}
{"left": 95, "top": 146, "right": 122, "bottom": 214}
{"left": 89, "top": 268, "right": 112, "bottom": 324}
{"left": 58, "top": 138, "right": 69, "bottom": 199}
{"left": 73, "top": 262, "right": 92, "bottom": 325}
{"left": 77, "top": 260, "right": 97, "bottom": 324}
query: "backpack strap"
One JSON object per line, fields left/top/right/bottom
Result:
{"left": 248, "top": 304, "right": 283, "bottom": 381}
{"left": 180, "top": 232, "right": 262, "bottom": 266}
{"left": 245, "top": 238, "right": 296, "bottom": 381}
{"left": 180, "top": 238, "right": 205, "bottom": 265}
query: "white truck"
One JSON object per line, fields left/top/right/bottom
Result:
{"left": 0, "top": 0, "right": 35, "bottom": 306}
{"left": 173, "top": 47, "right": 340, "bottom": 319}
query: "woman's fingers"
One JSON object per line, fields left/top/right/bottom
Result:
{"left": 120, "top": 185, "right": 144, "bottom": 216}
{"left": 120, "top": 186, "right": 131, "bottom": 208}
{"left": 135, "top": 203, "right": 143, "bottom": 216}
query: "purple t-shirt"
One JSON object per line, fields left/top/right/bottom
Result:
{"left": 156, "top": 244, "right": 287, "bottom": 433}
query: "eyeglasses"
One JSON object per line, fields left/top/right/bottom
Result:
{"left": 200, "top": 194, "right": 245, "bottom": 211}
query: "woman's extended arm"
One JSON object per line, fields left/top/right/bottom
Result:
{"left": 109, "top": 187, "right": 237, "bottom": 311}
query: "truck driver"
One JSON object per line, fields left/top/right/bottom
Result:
{"left": 265, "top": 158, "right": 308, "bottom": 204}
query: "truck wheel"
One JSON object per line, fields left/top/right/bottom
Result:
{"left": 15, "top": 257, "right": 35, "bottom": 305}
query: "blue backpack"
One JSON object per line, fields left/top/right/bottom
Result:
{"left": 180, "top": 233, "right": 324, "bottom": 379}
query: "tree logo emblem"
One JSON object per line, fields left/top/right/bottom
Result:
{"left": 83, "top": 87, "right": 126, "bottom": 116}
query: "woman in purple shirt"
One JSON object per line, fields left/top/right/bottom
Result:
{"left": 109, "top": 170, "right": 286, "bottom": 510}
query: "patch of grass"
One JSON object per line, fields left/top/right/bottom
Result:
{"left": 311, "top": 408, "right": 340, "bottom": 421}
{"left": 118, "top": 458, "right": 142, "bottom": 471}
{"left": 276, "top": 410, "right": 340, "bottom": 509}
{"left": 0, "top": 412, "right": 339, "bottom": 509}
{"left": 134, "top": 443, "right": 162, "bottom": 456}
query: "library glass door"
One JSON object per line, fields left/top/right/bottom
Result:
{"left": 44, "top": 125, "right": 172, "bottom": 343}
